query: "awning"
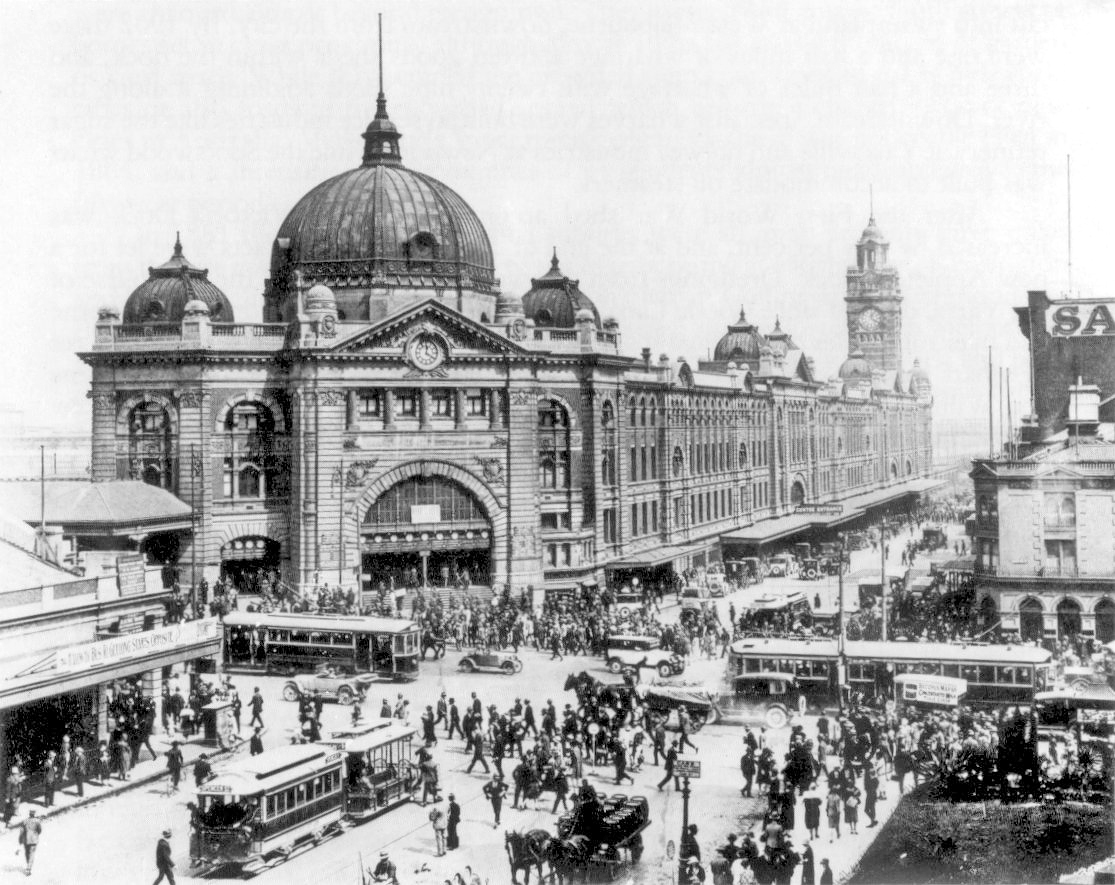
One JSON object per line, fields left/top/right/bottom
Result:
{"left": 0, "top": 480, "right": 193, "bottom": 536}
{"left": 1035, "top": 683, "right": 1115, "bottom": 710}
{"left": 721, "top": 513, "right": 819, "bottom": 545}
{"left": 939, "top": 556, "right": 976, "bottom": 572}
{"left": 607, "top": 544, "right": 702, "bottom": 568}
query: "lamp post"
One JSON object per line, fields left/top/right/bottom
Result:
{"left": 837, "top": 532, "right": 847, "bottom": 713}
{"left": 880, "top": 517, "right": 888, "bottom": 641}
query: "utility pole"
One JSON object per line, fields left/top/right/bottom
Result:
{"left": 880, "top": 518, "right": 887, "bottom": 641}
{"left": 837, "top": 532, "right": 847, "bottom": 712}
{"left": 190, "top": 443, "right": 198, "bottom": 613}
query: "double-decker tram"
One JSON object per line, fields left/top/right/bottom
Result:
{"left": 724, "top": 637, "right": 1054, "bottom": 729}
{"left": 193, "top": 724, "right": 418, "bottom": 875}
{"left": 222, "top": 611, "right": 420, "bottom": 681}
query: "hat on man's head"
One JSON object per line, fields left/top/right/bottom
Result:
{"left": 379, "top": 851, "right": 389, "bottom": 858}
{"left": 162, "top": 829, "right": 171, "bottom": 837}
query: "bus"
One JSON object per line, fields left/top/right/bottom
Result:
{"left": 724, "top": 636, "right": 1054, "bottom": 729}
{"left": 222, "top": 612, "right": 421, "bottom": 681}
{"left": 193, "top": 725, "right": 418, "bottom": 873}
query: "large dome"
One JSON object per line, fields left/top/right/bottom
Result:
{"left": 269, "top": 90, "right": 495, "bottom": 309}
{"left": 713, "top": 307, "right": 764, "bottom": 364}
{"left": 838, "top": 348, "right": 876, "bottom": 380}
{"left": 122, "top": 235, "right": 234, "bottom": 324}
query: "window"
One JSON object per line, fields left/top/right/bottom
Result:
{"left": 649, "top": 445, "right": 657, "bottom": 478}
{"left": 125, "top": 401, "right": 174, "bottom": 490}
{"left": 603, "top": 508, "right": 617, "bottom": 544}
{"left": 601, "top": 451, "right": 616, "bottom": 485}
{"left": 1045, "top": 540, "right": 1076, "bottom": 576}
{"left": 630, "top": 447, "right": 638, "bottom": 482}
{"left": 359, "top": 391, "right": 382, "bottom": 417}
{"left": 641, "top": 502, "right": 649, "bottom": 535}
{"left": 1044, "top": 493, "right": 1075, "bottom": 529}
{"left": 631, "top": 504, "right": 639, "bottom": 536}
{"left": 538, "top": 401, "right": 571, "bottom": 489}
{"left": 467, "top": 392, "right": 487, "bottom": 416}
{"left": 430, "top": 390, "right": 453, "bottom": 417}
{"left": 640, "top": 446, "right": 648, "bottom": 480}
{"left": 602, "top": 401, "right": 615, "bottom": 427}
{"left": 396, "top": 391, "right": 417, "bottom": 417}
{"left": 538, "top": 452, "right": 570, "bottom": 489}
{"left": 651, "top": 500, "right": 659, "bottom": 533}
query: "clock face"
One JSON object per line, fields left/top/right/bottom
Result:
{"left": 857, "top": 308, "right": 882, "bottom": 332}
{"left": 408, "top": 334, "right": 444, "bottom": 370}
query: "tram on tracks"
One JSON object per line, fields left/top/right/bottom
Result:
{"left": 192, "top": 724, "right": 416, "bottom": 875}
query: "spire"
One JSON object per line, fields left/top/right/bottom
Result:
{"left": 869, "top": 184, "right": 874, "bottom": 224}
{"left": 737, "top": 305, "right": 747, "bottom": 324}
{"left": 362, "top": 14, "right": 402, "bottom": 166}
{"left": 174, "top": 231, "right": 182, "bottom": 258}
{"left": 774, "top": 315, "right": 782, "bottom": 333}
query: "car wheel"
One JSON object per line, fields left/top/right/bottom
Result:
{"left": 501, "top": 661, "right": 516, "bottom": 675}
{"left": 282, "top": 684, "right": 300, "bottom": 702}
{"left": 460, "top": 659, "right": 476, "bottom": 673}
{"left": 688, "top": 710, "right": 708, "bottom": 732}
{"left": 657, "top": 662, "right": 673, "bottom": 679}
{"left": 608, "top": 658, "right": 624, "bottom": 675}
{"left": 618, "top": 605, "right": 631, "bottom": 618}
{"left": 765, "top": 706, "right": 789, "bottom": 730}
{"left": 513, "top": 659, "right": 524, "bottom": 674}
{"left": 337, "top": 687, "right": 354, "bottom": 705}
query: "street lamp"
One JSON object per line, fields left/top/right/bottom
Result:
{"left": 837, "top": 532, "right": 847, "bottom": 712}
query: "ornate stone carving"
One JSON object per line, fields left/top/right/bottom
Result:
{"left": 178, "top": 389, "right": 206, "bottom": 409}
{"left": 510, "top": 387, "right": 542, "bottom": 406}
{"left": 489, "top": 436, "right": 508, "bottom": 448}
{"left": 89, "top": 392, "right": 116, "bottom": 410}
{"left": 342, "top": 459, "right": 379, "bottom": 488}
{"left": 475, "top": 457, "right": 503, "bottom": 482}
{"left": 512, "top": 525, "right": 539, "bottom": 558}
{"left": 317, "top": 389, "right": 345, "bottom": 407}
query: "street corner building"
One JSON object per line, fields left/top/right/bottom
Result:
{"left": 77, "top": 72, "right": 934, "bottom": 608}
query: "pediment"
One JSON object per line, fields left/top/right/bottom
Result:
{"left": 330, "top": 300, "right": 529, "bottom": 360}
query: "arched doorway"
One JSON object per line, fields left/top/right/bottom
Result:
{"left": 221, "top": 536, "right": 282, "bottom": 593}
{"left": 790, "top": 479, "right": 806, "bottom": 507}
{"left": 978, "top": 595, "right": 997, "bottom": 629}
{"left": 1019, "top": 597, "right": 1044, "bottom": 641}
{"left": 1095, "top": 598, "right": 1115, "bottom": 644}
{"left": 1056, "top": 598, "right": 1082, "bottom": 639}
{"left": 361, "top": 475, "right": 491, "bottom": 592}
{"left": 889, "top": 461, "right": 898, "bottom": 480}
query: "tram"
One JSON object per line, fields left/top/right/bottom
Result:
{"left": 193, "top": 724, "right": 417, "bottom": 874}
{"left": 222, "top": 611, "right": 420, "bottom": 680}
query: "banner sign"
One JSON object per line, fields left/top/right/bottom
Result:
{"left": 898, "top": 675, "right": 967, "bottom": 707}
{"left": 795, "top": 504, "right": 844, "bottom": 515}
{"left": 55, "top": 618, "right": 220, "bottom": 673}
{"left": 1046, "top": 299, "right": 1115, "bottom": 338}
{"left": 116, "top": 554, "right": 146, "bottom": 597}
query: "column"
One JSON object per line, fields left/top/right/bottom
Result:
{"left": 488, "top": 390, "right": 500, "bottom": 430}
{"left": 97, "top": 683, "right": 111, "bottom": 743}
{"left": 383, "top": 389, "right": 395, "bottom": 430}
{"left": 455, "top": 389, "right": 468, "bottom": 430}
{"left": 346, "top": 390, "right": 358, "bottom": 430}
{"left": 142, "top": 668, "right": 164, "bottom": 737}
{"left": 419, "top": 389, "right": 431, "bottom": 431}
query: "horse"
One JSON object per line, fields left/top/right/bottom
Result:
{"left": 505, "top": 829, "right": 551, "bottom": 885}
{"left": 420, "top": 627, "right": 447, "bottom": 660}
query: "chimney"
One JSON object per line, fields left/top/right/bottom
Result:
{"left": 1066, "top": 376, "right": 1101, "bottom": 438}
{"left": 641, "top": 347, "right": 652, "bottom": 371}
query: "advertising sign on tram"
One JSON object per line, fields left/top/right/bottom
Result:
{"left": 897, "top": 674, "right": 967, "bottom": 707}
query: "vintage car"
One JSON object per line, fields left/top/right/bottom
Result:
{"left": 605, "top": 635, "right": 685, "bottom": 678}
{"left": 458, "top": 648, "right": 524, "bottom": 675}
{"left": 766, "top": 554, "right": 797, "bottom": 578}
{"left": 638, "top": 681, "right": 722, "bottom": 731}
{"left": 281, "top": 665, "right": 376, "bottom": 705}
{"left": 705, "top": 574, "right": 729, "bottom": 597}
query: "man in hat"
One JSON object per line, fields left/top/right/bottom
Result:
{"left": 447, "top": 793, "right": 461, "bottom": 850}
{"left": 482, "top": 773, "right": 508, "bottom": 827}
{"left": 152, "top": 828, "right": 175, "bottom": 884}
{"left": 17, "top": 809, "right": 42, "bottom": 876}
{"left": 370, "top": 850, "right": 398, "bottom": 883}
{"left": 428, "top": 797, "right": 448, "bottom": 856}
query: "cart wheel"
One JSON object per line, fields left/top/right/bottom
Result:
{"left": 337, "top": 687, "right": 355, "bottom": 705}
{"left": 688, "top": 710, "right": 708, "bottom": 732}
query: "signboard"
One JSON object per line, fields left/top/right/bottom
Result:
{"left": 410, "top": 505, "right": 441, "bottom": 523}
{"left": 675, "top": 758, "right": 701, "bottom": 779}
{"left": 898, "top": 675, "right": 967, "bottom": 707}
{"left": 795, "top": 503, "right": 844, "bottom": 515}
{"left": 1046, "top": 298, "right": 1115, "bottom": 338}
{"left": 116, "top": 554, "right": 146, "bottom": 598}
{"left": 55, "top": 618, "right": 220, "bottom": 673}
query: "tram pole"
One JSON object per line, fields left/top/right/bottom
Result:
{"left": 679, "top": 774, "right": 691, "bottom": 879}
{"left": 837, "top": 533, "right": 847, "bottom": 713}
{"left": 880, "top": 518, "right": 888, "bottom": 642}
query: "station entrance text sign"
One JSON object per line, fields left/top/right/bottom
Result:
{"left": 675, "top": 758, "right": 701, "bottom": 779}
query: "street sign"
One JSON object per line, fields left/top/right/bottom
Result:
{"left": 675, "top": 758, "right": 701, "bottom": 778}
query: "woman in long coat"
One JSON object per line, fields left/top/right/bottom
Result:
{"left": 801, "top": 842, "right": 816, "bottom": 885}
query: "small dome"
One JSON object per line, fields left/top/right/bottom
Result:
{"left": 305, "top": 283, "right": 336, "bottom": 312}
{"left": 522, "top": 250, "right": 601, "bottom": 329}
{"left": 838, "top": 348, "right": 875, "bottom": 380}
{"left": 910, "top": 358, "right": 930, "bottom": 381}
{"left": 183, "top": 300, "right": 210, "bottom": 317}
{"left": 493, "top": 290, "right": 524, "bottom": 321}
{"left": 97, "top": 305, "right": 120, "bottom": 322}
{"left": 714, "top": 307, "right": 765, "bottom": 364}
{"left": 122, "top": 235, "right": 234, "bottom": 324}
{"left": 857, "top": 215, "right": 889, "bottom": 245}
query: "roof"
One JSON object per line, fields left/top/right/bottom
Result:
{"left": 0, "top": 480, "right": 192, "bottom": 530}
{"left": 0, "top": 533, "right": 75, "bottom": 593}
{"left": 521, "top": 251, "right": 601, "bottom": 330}
{"left": 198, "top": 744, "right": 343, "bottom": 797}
{"left": 607, "top": 543, "right": 702, "bottom": 568}
{"left": 1035, "top": 683, "right": 1115, "bottom": 710}
{"left": 730, "top": 637, "right": 1053, "bottom": 665}
{"left": 222, "top": 611, "right": 418, "bottom": 634}
{"left": 122, "top": 235, "right": 234, "bottom": 324}
{"left": 327, "top": 723, "right": 416, "bottom": 754}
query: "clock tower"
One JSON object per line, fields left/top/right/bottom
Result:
{"left": 845, "top": 214, "right": 902, "bottom": 373}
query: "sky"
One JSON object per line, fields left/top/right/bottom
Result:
{"left": 0, "top": 0, "right": 1112, "bottom": 447}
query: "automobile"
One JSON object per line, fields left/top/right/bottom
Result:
{"left": 605, "top": 635, "right": 685, "bottom": 678}
{"left": 458, "top": 647, "right": 524, "bottom": 675}
{"left": 680, "top": 585, "right": 714, "bottom": 612}
{"left": 281, "top": 665, "right": 376, "bottom": 705}
{"left": 705, "top": 574, "right": 728, "bottom": 597}
{"left": 766, "top": 554, "right": 797, "bottom": 578}
{"left": 798, "top": 557, "right": 824, "bottom": 580}
{"left": 638, "top": 681, "right": 722, "bottom": 731}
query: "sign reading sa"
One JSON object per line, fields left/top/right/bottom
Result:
{"left": 1047, "top": 299, "right": 1115, "bottom": 338}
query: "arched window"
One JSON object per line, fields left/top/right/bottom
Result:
{"left": 639, "top": 398, "right": 647, "bottom": 426}
{"left": 223, "top": 403, "right": 284, "bottom": 500}
{"left": 1019, "top": 597, "right": 1044, "bottom": 641}
{"left": 601, "top": 451, "right": 616, "bottom": 486}
{"left": 238, "top": 464, "right": 261, "bottom": 498}
{"left": 1057, "top": 598, "right": 1082, "bottom": 639}
{"left": 538, "top": 400, "right": 570, "bottom": 490}
{"left": 601, "top": 401, "right": 614, "bottom": 427}
{"left": 629, "top": 398, "right": 637, "bottom": 426}
{"left": 126, "top": 401, "right": 174, "bottom": 491}
{"left": 1096, "top": 598, "right": 1115, "bottom": 644}
{"left": 738, "top": 443, "right": 747, "bottom": 468}
{"left": 1044, "top": 494, "right": 1075, "bottom": 529}
{"left": 649, "top": 400, "right": 657, "bottom": 426}
{"left": 672, "top": 446, "right": 685, "bottom": 478}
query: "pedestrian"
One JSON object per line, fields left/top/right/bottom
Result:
{"left": 482, "top": 773, "right": 508, "bottom": 827}
{"left": 819, "top": 858, "right": 834, "bottom": 885}
{"left": 863, "top": 766, "right": 879, "bottom": 827}
{"left": 17, "top": 809, "right": 42, "bottom": 876}
{"left": 379, "top": 698, "right": 392, "bottom": 719}
{"left": 248, "top": 687, "right": 264, "bottom": 728}
{"left": 249, "top": 726, "right": 266, "bottom": 756}
{"left": 96, "top": 741, "right": 110, "bottom": 785}
{"left": 230, "top": 689, "right": 242, "bottom": 734}
{"left": 801, "top": 842, "right": 816, "bottom": 885}
{"left": 740, "top": 747, "right": 756, "bottom": 797}
{"left": 193, "top": 753, "right": 213, "bottom": 789}
{"left": 843, "top": 788, "right": 860, "bottom": 835}
{"left": 657, "top": 741, "right": 680, "bottom": 791}
{"left": 447, "top": 793, "right": 461, "bottom": 850}
{"left": 42, "top": 752, "right": 57, "bottom": 808}
{"left": 152, "top": 828, "right": 175, "bottom": 885}
{"left": 115, "top": 734, "right": 133, "bottom": 781}
{"left": 422, "top": 706, "right": 437, "bottom": 747}
{"left": 71, "top": 746, "right": 87, "bottom": 798}
{"left": 803, "top": 781, "right": 822, "bottom": 840}
{"left": 551, "top": 766, "right": 570, "bottom": 813}
{"left": 447, "top": 698, "right": 462, "bottom": 740}
{"left": 369, "top": 850, "right": 399, "bottom": 884}
{"left": 466, "top": 725, "right": 490, "bottom": 774}
{"left": 435, "top": 692, "right": 448, "bottom": 730}
{"left": 677, "top": 708, "right": 698, "bottom": 754}
{"left": 613, "top": 738, "right": 634, "bottom": 785}
{"left": 428, "top": 798, "right": 448, "bottom": 856}
{"left": 165, "top": 741, "right": 184, "bottom": 794}
{"left": 825, "top": 788, "right": 841, "bottom": 842}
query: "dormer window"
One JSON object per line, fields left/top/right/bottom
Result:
{"left": 382, "top": 141, "right": 391, "bottom": 153}
{"left": 405, "top": 232, "right": 439, "bottom": 263}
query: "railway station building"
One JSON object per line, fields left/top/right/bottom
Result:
{"left": 79, "top": 79, "right": 934, "bottom": 604}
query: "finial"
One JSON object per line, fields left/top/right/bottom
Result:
{"left": 738, "top": 305, "right": 747, "bottom": 323}
{"left": 869, "top": 184, "right": 874, "bottom": 223}
{"left": 174, "top": 231, "right": 182, "bottom": 257}
{"left": 774, "top": 315, "right": 782, "bottom": 332}
{"left": 378, "top": 13, "right": 384, "bottom": 98}
{"left": 551, "top": 246, "right": 559, "bottom": 271}
{"left": 361, "top": 13, "right": 402, "bottom": 166}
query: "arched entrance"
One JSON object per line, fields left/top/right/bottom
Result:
{"left": 978, "top": 595, "right": 997, "bottom": 629}
{"left": 361, "top": 475, "right": 492, "bottom": 592}
{"left": 1019, "top": 597, "right": 1044, "bottom": 641}
{"left": 790, "top": 479, "right": 806, "bottom": 507}
{"left": 1056, "top": 598, "right": 1082, "bottom": 640}
{"left": 221, "top": 536, "right": 282, "bottom": 592}
{"left": 1095, "top": 598, "right": 1115, "bottom": 644}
